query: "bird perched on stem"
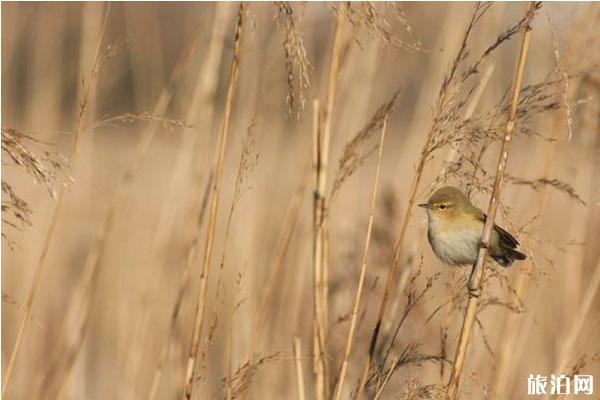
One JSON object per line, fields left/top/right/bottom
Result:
{"left": 419, "top": 186, "right": 526, "bottom": 267}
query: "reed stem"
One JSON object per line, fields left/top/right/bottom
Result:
{"left": 182, "top": 5, "right": 244, "bottom": 399}
{"left": 446, "top": 4, "right": 537, "bottom": 399}
{"left": 333, "top": 117, "right": 388, "bottom": 400}
{"left": 1, "top": 5, "right": 111, "bottom": 397}
{"left": 293, "top": 336, "right": 307, "bottom": 400}
{"left": 312, "top": 6, "right": 346, "bottom": 399}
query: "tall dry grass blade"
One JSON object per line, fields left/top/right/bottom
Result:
{"left": 312, "top": 6, "right": 346, "bottom": 399}
{"left": 330, "top": 90, "right": 400, "bottom": 200}
{"left": 489, "top": 8, "right": 598, "bottom": 397}
{"left": 226, "top": 318, "right": 234, "bottom": 400}
{"left": 293, "top": 336, "right": 307, "bottom": 400}
{"left": 431, "top": 62, "right": 494, "bottom": 382}
{"left": 357, "top": 4, "right": 518, "bottom": 395}
{"left": 311, "top": 97, "right": 327, "bottom": 400}
{"left": 1, "top": 5, "right": 111, "bottom": 397}
{"left": 487, "top": 115, "right": 563, "bottom": 399}
{"left": 182, "top": 5, "right": 244, "bottom": 399}
{"left": 146, "top": 175, "right": 213, "bottom": 400}
{"left": 122, "top": 6, "right": 235, "bottom": 397}
{"left": 333, "top": 117, "right": 388, "bottom": 400}
{"left": 445, "top": 4, "right": 537, "bottom": 399}
{"left": 57, "top": 0, "right": 211, "bottom": 323}
{"left": 3, "top": 3, "right": 597, "bottom": 399}
{"left": 356, "top": 59, "right": 432, "bottom": 400}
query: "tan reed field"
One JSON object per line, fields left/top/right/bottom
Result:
{"left": 2, "top": 2, "right": 599, "bottom": 399}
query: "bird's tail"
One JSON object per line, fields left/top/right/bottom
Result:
{"left": 492, "top": 247, "right": 527, "bottom": 268}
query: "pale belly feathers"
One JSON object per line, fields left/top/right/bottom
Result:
{"left": 427, "top": 217, "right": 482, "bottom": 266}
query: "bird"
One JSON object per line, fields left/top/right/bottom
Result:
{"left": 418, "top": 186, "right": 526, "bottom": 268}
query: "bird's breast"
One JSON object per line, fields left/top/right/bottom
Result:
{"left": 427, "top": 217, "right": 482, "bottom": 266}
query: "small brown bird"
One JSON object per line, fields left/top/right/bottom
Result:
{"left": 418, "top": 186, "right": 526, "bottom": 267}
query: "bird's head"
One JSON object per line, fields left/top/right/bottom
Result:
{"left": 418, "top": 186, "right": 474, "bottom": 222}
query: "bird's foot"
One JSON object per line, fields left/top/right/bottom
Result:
{"left": 468, "top": 285, "right": 482, "bottom": 298}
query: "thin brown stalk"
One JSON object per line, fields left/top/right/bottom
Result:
{"left": 1, "top": 4, "right": 111, "bottom": 397}
{"left": 293, "top": 337, "right": 307, "bottom": 400}
{"left": 356, "top": 5, "right": 480, "bottom": 393}
{"left": 488, "top": 92, "right": 560, "bottom": 400}
{"left": 446, "top": 4, "right": 537, "bottom": 399}
{"left": 490, "top": 8, "right": 596, "bottom": 397}
{"left": 356, "top": 63, "right": 435, "bottom": 400}
{"left": 212, "top": 117, "right": 259, "bottom": 397}
{"left": 312, "top": 6, "right": 346, "bottom": 399}
{"left": 312, "top": 97, "right": 327, "bottom": 400}
{"left": 433, "top": 63, "right": 495, "bottom": 382}
{"left": 357, "top": 3, "right": 530, "bottom": 396}
{"left": 333, "top": 117, "right": 387, "bottom": 400}
{"left": 182, "top": 5, "right": 244, "bottom": 399}
{"left": 226, "top": 317, "right": 234, "bottom": 400}
{"left": 123, "top": 6, "right": 235, "bottom": 397}
{"left": 146, "top": 175, "right": 213, "bottom": 400}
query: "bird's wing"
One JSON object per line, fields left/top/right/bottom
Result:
{"left": 493, "top": 223, "right": 519, "bottom": 248}
{"left": 477, "top": 211, "right": 520, "bottom": 248}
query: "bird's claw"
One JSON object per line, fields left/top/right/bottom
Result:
{"left": 468, "top": 285, "right": 482, "bottom": 298}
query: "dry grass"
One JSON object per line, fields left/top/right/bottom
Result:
{"left": 333, "top": 116, "right": 388, "bottom": 400}
{"left": 446, "top": 3, "right": 537, "bottom": 398}
{"left": 182, "top": 4, "right": 244, "bottom": 399}
{"left": 2, "top": 3, "right": 600, "bottom": 400}
{"left": 2, "top": 4, "right": 112, "bottom": 395}
{"left": 1, "top": 128, "right": 67, "bottom": 247}
{"left": 275, "top": 1, "right": 311, "bottom": 120}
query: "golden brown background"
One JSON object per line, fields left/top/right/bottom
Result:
{"left": 2, "top": 2, "right": 599, "bottom": 399}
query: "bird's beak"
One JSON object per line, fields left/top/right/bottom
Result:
{"left": 418, "top": 203, "right": 432, "bottom": 209}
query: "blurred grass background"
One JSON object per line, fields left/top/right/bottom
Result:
{"left": 2, "top": 2, "right": 599, "bottom": 399}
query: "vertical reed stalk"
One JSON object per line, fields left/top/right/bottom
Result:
{"left": 490, "top": 15, "right": 590, "bottom": 396}
{"left": 435, "top": 63, "right": 494, "bottom": 380}
{"left": 312, "top": 98, "right": 327, "bottom": 400}
{"left": 333, "top": 117, "right": 388, "bottom": 400}
{"left": 123, "top": 5, "right": 234, "bottom": 397}
{"left": 182, "top": 5, "right": 244, "bottom": 399}
{"left": 1, "top": 5, "right": 111, "bottom": 397}
{"left": 226, "top": 317, "right": 234, "bottom": 400}
{"left": 356, "top": 6, "right": 486, "bottom": 393}
{"left": 312, "top": 6, "right": 345, "bottom": 399}
{"left": 357, "top": 76, "right": 437, "bottom": 400}
{"left": 293, "top": 336, "right": 307, "bottom": 400}
{"left": 146, "top": 175, "right": 212, "bottom": 400}
{"left": 446, "top": 4, "right": 537, "bottom": 399}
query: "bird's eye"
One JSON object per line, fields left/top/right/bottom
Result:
{"left": 439, "top": 204, "right": 447, "bottom": 210}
